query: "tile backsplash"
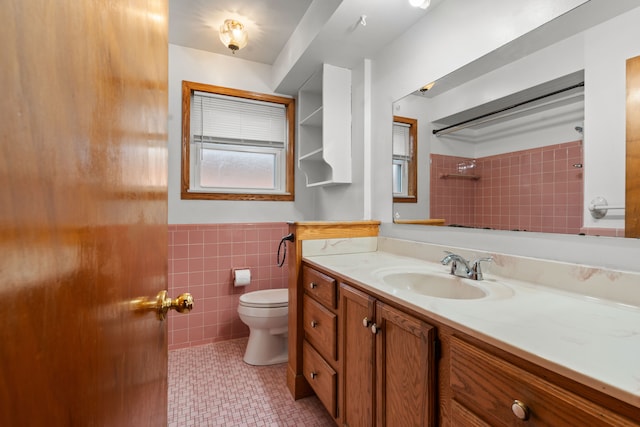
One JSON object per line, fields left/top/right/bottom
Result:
{"left": 167, "top": 222, "right": 289, "bottom": 350}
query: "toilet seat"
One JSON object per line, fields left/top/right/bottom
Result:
{"left": 239, "top": 288, "right": 288, "bottom": 308}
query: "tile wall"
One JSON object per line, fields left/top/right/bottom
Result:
{"left": 430, "top": 141, "right": 584, "bottom": 234}
{"left": 167, "top": 222, "right": 289, "bottom": 350}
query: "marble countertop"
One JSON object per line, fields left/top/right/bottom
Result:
{"left": 303, "top": 250, "right": 640, "bottom": 407}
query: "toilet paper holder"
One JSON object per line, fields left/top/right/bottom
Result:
{"left": 233, "top": 268, "right": 251, "bottom": 287}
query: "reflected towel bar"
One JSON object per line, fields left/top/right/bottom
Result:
{"left": 439, "top": 173, "right": 480, "bottom": 180}
{"left": 588, "top": 196, "right": 625, "bottom": 219}
{"left": 589, "top": 204, "right": 625, "bottom": 210}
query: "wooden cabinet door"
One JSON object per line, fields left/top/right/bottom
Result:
{"left": 0, "top": 1, "right": 170, "bottom": 425}
{"left": 341, "top": 284, "right": 376, "bottom": 427}
{"left": 375, "top": 302, "right": 436, "bottom": 427}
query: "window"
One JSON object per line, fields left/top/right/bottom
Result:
{"left": 392, "top": 116, "right": 417, "bottom": 203}
{"left": 181, "top": 81, "right": 295, "bottom": 200}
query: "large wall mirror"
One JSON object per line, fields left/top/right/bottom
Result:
{"left": 392, "top": 1, "right": 640, "bottom": 238}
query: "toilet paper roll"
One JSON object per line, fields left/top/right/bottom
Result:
{"left": 234, "top": 269, "right": 251, "bottom": 287}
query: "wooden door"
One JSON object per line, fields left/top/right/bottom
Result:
{"left": 626, "top": 55, "right": 640, "bottom": 237}
{"left": 375, "top": 302, "right": 437, "bottom": 427}
{"left": 340, "top": 284, "right": 376, "bottom": 427}
{"left": 0, "top": 1, "right": 170, "bottom": 426}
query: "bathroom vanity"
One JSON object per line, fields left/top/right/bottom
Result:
{"left": 286, "top": 221, "right": 640, "bottom": 426}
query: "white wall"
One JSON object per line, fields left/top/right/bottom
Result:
{"left": 167, "top": 45, "right": 309, "bottom": 224}
{"left": 427, "top": 32, "right": 586, "bottom": 158}
{"left": 168, "top": 44, "right": 368, "bottom": 224}
{"left": 583, "top": 7, "right": 640, "bottom": 229}
{"left": 369, "top": 0, "right": 640, "bottom": 271}
{"left": 302, "top": 61, "right": 367, "bottom": 221}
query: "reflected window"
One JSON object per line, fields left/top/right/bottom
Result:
{"left": 392, "top": 116, "right": 417, "bottom": 203}
{"left": 181, "top": 81, "right": 295, "bottom": 200}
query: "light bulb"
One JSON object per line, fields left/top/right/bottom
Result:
{"left": 409, "top": 0, "right": 431, "bottom": 9}
{"left": 219, "top": 19, "right": 248, "bottom": 53}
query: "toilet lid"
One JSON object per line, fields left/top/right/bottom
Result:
{"left": 239, "top": 288, "right": 288, "bottom": 308}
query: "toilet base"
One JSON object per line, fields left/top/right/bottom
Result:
{"left": 243, "top": 329, "right": 288, "bottom": 366}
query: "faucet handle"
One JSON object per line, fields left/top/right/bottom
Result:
{"left": 470, "top": 257, "right": 493, "bottom": 280}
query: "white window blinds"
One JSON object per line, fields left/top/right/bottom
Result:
{"left": 191, "top": 91, "right": 287, "bottom": 147}
{"left": 392, "top": 122, "right": 411, "bottom": 157}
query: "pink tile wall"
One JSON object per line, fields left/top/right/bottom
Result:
{"left": 430, "top": 155, "right": 479, "bottom": 227}
{"left": 431, "top": 141, "right": 584, "bottom": 234}
{"left": 167, "top": 222, "right": 289, "bottom": 350}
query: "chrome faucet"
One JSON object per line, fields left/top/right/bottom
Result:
{"left": 441, "top": 251, "right": 492, "bottom": 280}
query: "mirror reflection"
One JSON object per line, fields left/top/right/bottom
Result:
{"left": 392, "top": 116, "right": 418, "bottom": 203}
{"left": 392, "top": 3, "right": 640, "bottom": 237}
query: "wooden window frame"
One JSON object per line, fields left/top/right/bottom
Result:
{"left": 181, "top": 80, "right": 295, "bottom": 201}
{"left": 393, "top": 115, "right": 418, "bottom": 203}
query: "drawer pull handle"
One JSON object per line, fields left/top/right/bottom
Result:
{"left": 371, "top": 323, "right": 381, "bottom": 334}
{"left": 310, "top": 320, "right": 318, "bottom": 328}
{"left": 310, "top": 372, "right": 317, "bottom": 379}
{"left": 362, "top": 317, "right": 371, "bottom": 328}
{"left": 511, "top": 400, "right": 530, "bottom": 420}
{"left": 309, "top": 282, "right": 318, "bottom": 289}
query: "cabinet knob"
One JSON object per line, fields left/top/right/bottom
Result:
{"left": 511, "top": 400, "right": 530, "bottom": 420}
{"left": 371, "top": 323, "right": 381, "bottom": 334}
{"left": 309, "top": 282, "right": 317, "bottom": 289}
{"left": 310, "top": 320, "right": 318, "bottom": 328}
{"left": 310, "top": 372, "right": 317, "bottom": 379}
{"left": 362, "top": 317, "right": 371, "bottom": 328}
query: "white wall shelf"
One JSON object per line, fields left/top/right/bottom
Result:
{"left": 299, "top": 148, "right": 324, "bottom": 161}
{"left": 299, "top": 106, "right": 323, "bottom": 127}
{"left": 297, "top": 63, "right": 352, "bottom": 187}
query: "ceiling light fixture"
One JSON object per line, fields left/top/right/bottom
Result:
{"left": 219, "top": 19, "right": 248, "bottom": 53}
{"left": 409, "top": 0, "right": 431, "bottom": 10}
{"left": 420, "top": 82, "right": 435, "bottom": 92}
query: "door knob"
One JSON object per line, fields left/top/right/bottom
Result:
{"left": 134, "top": 290, "right": 194, "bottom": 320}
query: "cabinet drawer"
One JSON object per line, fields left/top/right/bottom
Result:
{"left": 303, "top": 295, "right": 337, "bottom": 361}
{"left": 450, "top": 337, "right": 635, "bottom": 426}
{"left": 451, "top": 399, "right": 491, "bottom": 427}
{"left": 302, "top": 265, "right": 337, "bottom": 308}
{"left": 303, "top": 340, "right": 337, "bottom": 417}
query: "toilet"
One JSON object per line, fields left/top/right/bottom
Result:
{"left": 237, "top": 288, "right": 288, "bottom": 365}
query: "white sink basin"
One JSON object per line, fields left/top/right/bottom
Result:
{"left": 379, "top": 271, "right": 486, "bottom": 299}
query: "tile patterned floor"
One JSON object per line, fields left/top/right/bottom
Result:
{"left": 168, "top": 338, "right": 335, "bottom": 426}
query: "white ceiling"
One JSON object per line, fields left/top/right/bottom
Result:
{"left": 168, "top": 0, "right": 442, "bottom": 92}
{"left": 168, "top": 0, "right": 314, "bottom": 65}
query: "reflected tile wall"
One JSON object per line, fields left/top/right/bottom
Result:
{"left": 431, "top": 140, "right": 583, "bottom": 234}
{"left": 167, "top": 222, "right": 289, "bottom": 350}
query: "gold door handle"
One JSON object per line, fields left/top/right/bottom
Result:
{"left": 134, "top": 290, "right": 194, "bottom": 320}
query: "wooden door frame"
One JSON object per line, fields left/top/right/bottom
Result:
{"left": 626, "top": 55, "right": 640, "bottom": 237}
